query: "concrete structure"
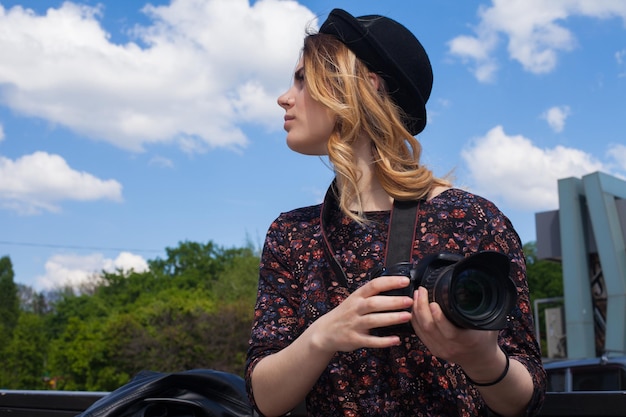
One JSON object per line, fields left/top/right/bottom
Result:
{"left": 535, "top": 172, "right": 626, "bottom": 359}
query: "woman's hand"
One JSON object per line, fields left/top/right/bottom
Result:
{"left": 410, "top": 286, "right": 535, "bottom": 417}
{"left": 409, "top": 286, "right": 501, "bottom": 371}
{"left": 310, "top": 275, "right": 414, "bottom": 353}
{"left": 251, "top": 275, "right": 413, "bottom": 417}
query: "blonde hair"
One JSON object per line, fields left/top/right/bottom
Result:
{"left": 302, "top": 33, "right": 450, "bottom": 223}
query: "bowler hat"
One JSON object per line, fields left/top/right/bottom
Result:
{"left": 319, "top": 9, "right": 433, "bottom": 135}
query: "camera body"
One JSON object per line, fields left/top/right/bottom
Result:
{"left": 374, "top": 251, "right": 516, "bottom": 331}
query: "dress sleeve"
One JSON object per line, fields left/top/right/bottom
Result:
{"left": 245, "top": 215, "right": 302, "bottom": 409}
{"left": 479, "top": 201, "right": 547, "bottom": 416}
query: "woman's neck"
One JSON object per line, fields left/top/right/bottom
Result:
{"left": 348, "top": 136, "right": 393, "bottom": 212}
{"left": 355, "top": 185, "right": 393, "bottom": 212}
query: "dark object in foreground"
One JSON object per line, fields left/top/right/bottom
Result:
{"left": 75, "top": 368, "right": 254, "bottom": 417}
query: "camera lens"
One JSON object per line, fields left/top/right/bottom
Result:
{"left": 453, "top": 269, "right": 497, "bottom": 318}
{"left": 421, "top": 251, "right": 516, "bottom": 330}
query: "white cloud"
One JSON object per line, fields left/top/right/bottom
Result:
{"left": 0, "top": 0, "right": 315, "bottom": 152}
{"left": 0, "top": 123, "right": 4, "bottom": 141}
{"left": 541, "top": 105, "right": 571, "bottom": 132}
{"left": 35, "top": 251, "right": 149, "bottom": 290}
{"left": 607, "top": 143, "right": 626, "bottom": 170}
{"left": 0, "top": 151, "right": 122, "bottom": 214}
{"left": 449, "top": 0, "right": 626, "bottom": 81}
{"left": 461, "top": 125, "right": 607, "bottom": 210}
{"left": 447, "top": 30, "right": 499, "bottom": 83}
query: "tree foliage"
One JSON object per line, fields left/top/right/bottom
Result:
{"left": 0, "top": 241, "right": 260, "bottom": 391}
{"left": 524, "top": 242, "right": 564, "bottom": 302}
{"left": 0, "top": 256, "right": 20, "bottom": 335}
{"left": 0, "top": 256, "right": 21, "bottom": 388}
{"left": 523, "top": 241, "right": 564, "bottom": 355}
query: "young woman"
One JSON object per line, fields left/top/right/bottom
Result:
{"left": 246, "top": 9, "right": 546, "bottom": 417}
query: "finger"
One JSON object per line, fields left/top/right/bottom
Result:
{"left": 367, "top": 294, "right": 414, "bottom": 313}
{"left": 428, "top": 301, "right": 458, "bottom": 339}
{"left": 358, "top": 275, "right": 411, "bottom": 297}
{"left": 412, "top": 287, "right": 434, "bottom": 329}
{"left": 359, "top": 334, "right": 403, "bottom": 349}
{"left": 429, "top": 301, "right": 444, "bottom": 324}
{"left": 361, "top": 310, "right": 412, "bottom": 330}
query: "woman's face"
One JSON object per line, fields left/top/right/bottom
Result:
{"left": 277, "top": 59, "right": 335, "bottom": 155}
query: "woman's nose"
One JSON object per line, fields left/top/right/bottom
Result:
{"left": 277, "top": 92, "right": 292, "bottom": 108}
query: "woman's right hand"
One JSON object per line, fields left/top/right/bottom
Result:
{"left": 251, "top": 274, "right": 414, "bottom": 416}
{"left": 309, "top": 275, "right": 414, "bottom": 353}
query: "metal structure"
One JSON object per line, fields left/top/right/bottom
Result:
{"left": 2, "top": 388, "right": 625, "bottom": 417}
{"left": 536, "top": 172, "right": 626, "bottom": 359}
{"left": 0, "top": 390, "right": 105, "bottom": 417}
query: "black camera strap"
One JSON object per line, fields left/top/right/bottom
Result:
{"left": 320, "top": 180, "right": 420, "bottom": 289}
{"left": 384, "top": 199, "right": 420, "bottom": 267}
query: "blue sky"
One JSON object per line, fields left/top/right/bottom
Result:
{"left": 1, "top": 0, "right": 625, "bottom": 290}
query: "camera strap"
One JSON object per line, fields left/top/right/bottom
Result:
{"left": 384, "top": 199, "right": 420, "bottom": 267}
{"left": 320, "top": 179, "right": 420, "bottom": 289}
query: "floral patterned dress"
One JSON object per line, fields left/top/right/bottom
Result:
{"left": 246, "top": 188, "right": 546, "bottom": 416}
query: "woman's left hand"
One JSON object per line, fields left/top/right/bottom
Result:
{"left": 409, "top": 286, "right": 500, "bottom": 371}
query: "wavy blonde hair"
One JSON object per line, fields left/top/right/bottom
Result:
{"left": 302, "top": 33, "right": 450, "bottom": 223}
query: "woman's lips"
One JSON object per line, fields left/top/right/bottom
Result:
{"left": 283, "top": 115, "right": 294, "bottom": 130}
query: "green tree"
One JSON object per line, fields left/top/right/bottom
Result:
{"left": 523, "top": 241, "right": 564, "bottom": 355}
{"left": 149, "top": 241, "right": 222, "bottom": 284}
{"left": 95, "top": 269, "right": 159, "bottom": 312}
{"left": 1, "top": 312, "right": 48, "bottom": 389}
{"left": 0, "top": 256, "right": 20, "bottom": 335}
{"left": 48, "top": 316, "right": 107, "bottom": 390}
{"left": 0, "top": 256, "right": 20, "bottom": 387}
{"left": 524, "top": 241, "right": 564, "bottom": 303}
{"left": 32, "top": 240, "right": 262, "bottom": 390}
{"left": 108, "top": 293, "right": 251, "bottom": 376}
{"left": 46, "top": 290, "right": 108, "bottom": 345}
{"left": 210, "top": 245, "right": 260, "bottom": 306}
{"left": 18, "top": 284, "right": 50, "bottom": 315}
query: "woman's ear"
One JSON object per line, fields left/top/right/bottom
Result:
{"left": 367, "top": 72, "right": 382, "bottom": 91}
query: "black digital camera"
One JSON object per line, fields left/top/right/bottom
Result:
{"left": 374, "top": 251, "right": 517, "bottom": 330}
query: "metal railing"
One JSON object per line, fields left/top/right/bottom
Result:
{"left": 3, "top": 389, "right": 626, "bottom": 416}
{"left": 0, "top": 389, "right": 106, "bottom": 417}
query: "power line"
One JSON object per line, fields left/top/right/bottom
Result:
{"left": 0, "top": 240, "right": 163, "bottom": 253}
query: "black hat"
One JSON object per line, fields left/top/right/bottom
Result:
{"left": 319, "top": 9, "right": 433, "bottom": 135}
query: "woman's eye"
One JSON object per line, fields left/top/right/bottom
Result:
{"left": 294, "top": 69, "right": 305, "bottom": 82}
